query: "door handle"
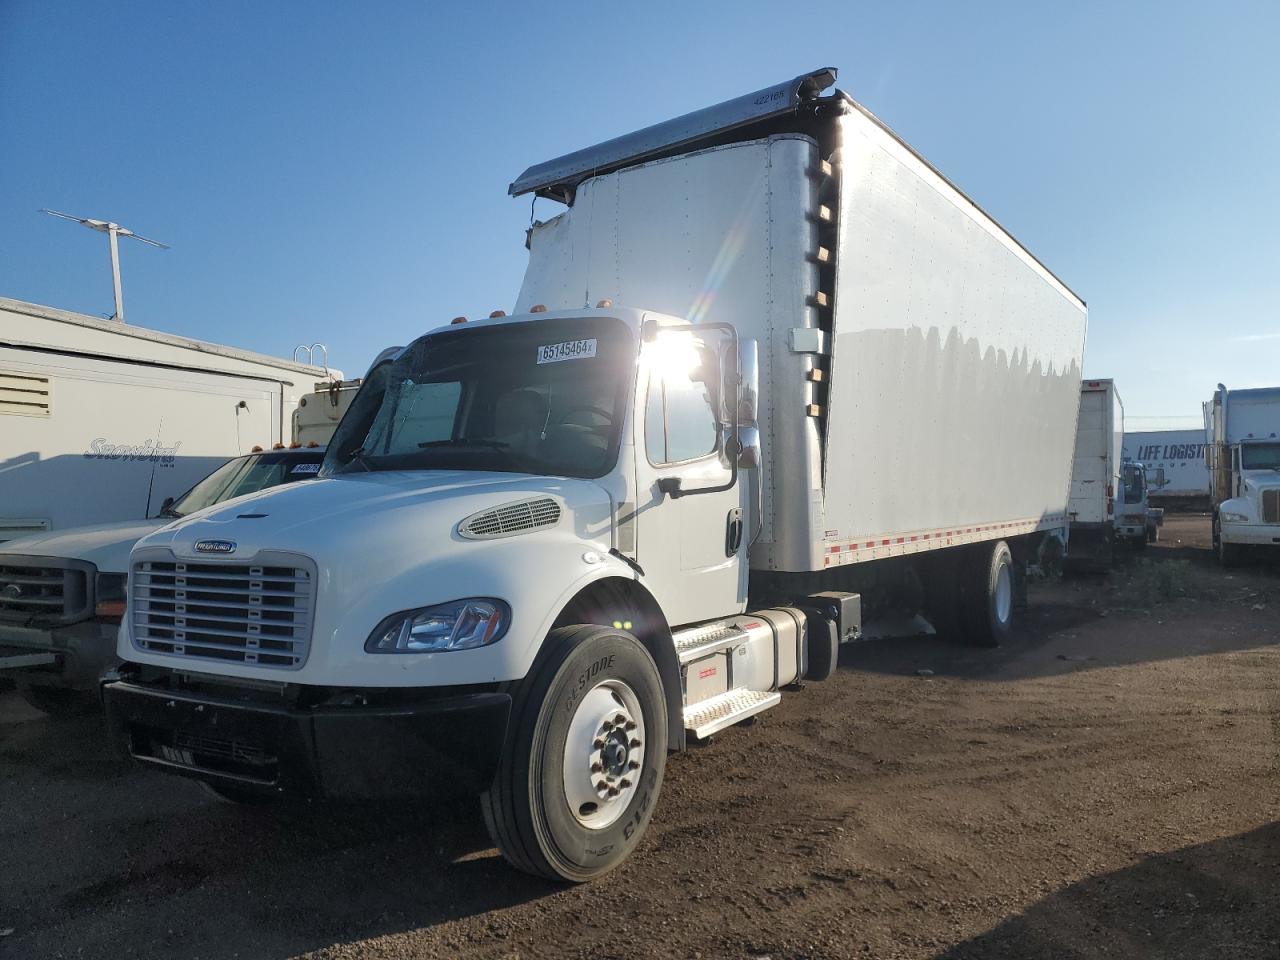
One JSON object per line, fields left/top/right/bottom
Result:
{"left": 725, "top": 507, "right": 744, "bottom": 556}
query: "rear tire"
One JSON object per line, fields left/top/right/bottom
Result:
{"left": 957, "top": 540, "right": 1015, "bottom": 647}
{"left": 481, "top": 625, "right": 667, "bottom": 882}
{"left": 17, "top": 683, "right": 98, "bottom": 718}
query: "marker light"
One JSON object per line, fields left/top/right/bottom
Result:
{"left": 365, "top": 599, "right": 511, "bottom": 653}
{"left": 272, "top": 442, "right": 286, "bottom": 450}
{"left": 530, "top": 304, "right": 548, "bottom": 313}
{"left": 596, "top": 299, "right": 613, "bottom": 308}
{"left": 251, "top": 445, "right": 264, "bottom": 453}
{"left": 451, "top": 316, "right": 468, "bottom": 325}
{"left": 489, "top": 310, "right": 507, "bottom": 318}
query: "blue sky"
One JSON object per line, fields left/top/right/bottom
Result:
{"left": 2, "top": 1, "right": 1276, "bottom": 430}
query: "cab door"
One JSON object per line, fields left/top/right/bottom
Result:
{"left": 632, "top": 328, "right": 747, "bottom": 627}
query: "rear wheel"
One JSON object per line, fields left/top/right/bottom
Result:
{"left": 17, "top": 683, "right": 99, "bottom": 718}
{"left": 957, "top": 540, "right": 1015, "bottom": 647}
{"left": 481, "top": 625, "right": 667, "bottom": 881}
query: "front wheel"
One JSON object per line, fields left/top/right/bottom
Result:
{"left": 482, "top": 625, "right": 668, "bottom": 881}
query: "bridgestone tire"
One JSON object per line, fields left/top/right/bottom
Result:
{"left": 957, "top": 540, "right": 1015, "bottom": 647}
{"left": 481, "top": 625, "right": 667, "bottom": 882}
{"left": 17, "top": 684, "right": 99, "bottom": 718}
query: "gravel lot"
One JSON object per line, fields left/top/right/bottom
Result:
{"left": 3, "top": 514, "right": 1278, "bottom": 960}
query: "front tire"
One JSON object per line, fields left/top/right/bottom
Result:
{"left": 482, "top": 625, "right": 668, "bottom": 881}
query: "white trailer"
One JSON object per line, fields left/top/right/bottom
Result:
{"left": 103, "top": 68, "right": 1086, "bottom": 881}
{"left": 1206, "top": 384, "right": 1280, "bottom": 564}
{"left": 1123, "top": 429, "right": 1210, "bottom": 508}
{"left": 1067, "top": 379, "right": 1124, "bottom": 565}
{"left": 0, "top": 297, "right": 338, "bottom": 541}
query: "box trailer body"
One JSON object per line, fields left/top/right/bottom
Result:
{"left": 103, "top": 68, "right": 1086, "bottom": 881}
{"left": 0, "top": 297, "right": 336, "bottom": 541}
{"left": 292, "top": 379, "right": 364, "bottom": 447}
{"left": 1205, "top": 384, "right": 1280, "bottom": 563}
{"left": 1067, "top": 379, "right": 1123, "bottom": 564}
{"left": 517, "top": 126, "right": 1084, "bottom": 580}
{"left": 1123, "top": 429, "right": 1210, "bottom": 508}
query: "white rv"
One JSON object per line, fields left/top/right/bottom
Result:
{"left": 0, "top": 297, "right": 338, "bottom": 541}
{"left": 103, "top": 69, "right": 1086, "bottom": 881}
{"left": 1206, "top": 384, "right": 1280, "bottom": 564}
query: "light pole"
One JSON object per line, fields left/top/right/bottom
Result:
{"left": 40, "top": 209, "right": 169, "bottom": 322}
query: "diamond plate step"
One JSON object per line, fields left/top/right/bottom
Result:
{"left": 682, "top": 688, "right": 780, "bottom": 739}
{"left": 673, "top": 621, "right": 746, "bottom": 664}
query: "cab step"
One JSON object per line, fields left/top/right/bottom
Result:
{"left": 683, "top": 688, "right": 780, "bottom": 739}
{"left": 673, "top": 621, "right": 747, "bottom": 664}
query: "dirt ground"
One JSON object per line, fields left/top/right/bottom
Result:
{"left": 3, "top": 514, "right": 1278, "bottom": 960}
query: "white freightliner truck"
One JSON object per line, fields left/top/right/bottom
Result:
{"left": 103, "top": 69, "right": 1087, "bottom": 880}
{"left": 1206, "top": 384, "right": 1280, "bottom": 565}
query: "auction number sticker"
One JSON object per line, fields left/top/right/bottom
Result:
{"left": 291, "top": 462, "right": 322, "bottom": 474}
{"left": 537, "top": 338, "right": 597, "bottom": 364}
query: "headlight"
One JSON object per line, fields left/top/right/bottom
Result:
{"left": 365, "top": 599, "right": 511, "bottom": 653}
{"left": 95, "top": 572, "right": 128, "bottom": 621}
{"left": 1221, "top": 511, "right": 1249, "bottom": 523}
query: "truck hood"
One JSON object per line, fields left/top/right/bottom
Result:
{"left": 0, "top": 518, "right": 167, "bottom": 573}
{"left": 1242, "top": 472, "right": 1280, "bottom": 492}
{"left": 136, "top": 470, "right": 611, "bottom": 561}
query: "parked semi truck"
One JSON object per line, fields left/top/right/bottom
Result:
{"left": 0, "top": 446, "right": 327, "bottom": 713}
{"left": 103, "top": 69, "right": 1087, "bottom": 880}
{"left": 1206, "top": 384, "right": 1280, "bottom": 565}
{"left": 1067, "top": 379, "right": 1124, "bottom": 566}
{"left": 0, "top": 297, "right": 338, "bottom": 542}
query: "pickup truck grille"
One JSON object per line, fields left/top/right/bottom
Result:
{"left": 0, "top": 559, "right": 91, "bottom": 624}
{"left": 131, "top": 557, "right": 315, "bottom": 669}
{"left": 1264, "top": 489, "right": 1280, "bottom": 524}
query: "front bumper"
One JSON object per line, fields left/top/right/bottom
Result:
{"left": 1220, "top": 522, "right": 1280, "bottom": 547}
{"left": 103, "top": 677, "right": 511, "bottom": 798}
{"left": 0, "top": 620, "right": 120, "bottom": 688}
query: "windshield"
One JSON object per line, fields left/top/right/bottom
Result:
{"left": 165, "top": 452, "right": 325, "bottom": 517}
{"left": 1241, "top": 442, "right": 1280, "bottom": 470}
{"left": 324, "top": 317, "right": 634, "bottom": 478}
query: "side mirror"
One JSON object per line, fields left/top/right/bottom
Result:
{"left": 736, "top": 338, "right": 760, "bottom": 469}
{"left": 158, "top": 496, "right": 174, "bottom": 517}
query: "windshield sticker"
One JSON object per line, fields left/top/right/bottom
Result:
{"left": 290, "top": 462, "right": 322, "bottom": 474}
{"left": 536, "top": 338, "right": 597, "bottom": 364}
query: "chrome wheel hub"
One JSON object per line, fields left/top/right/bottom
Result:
{"left": 563, "top": 679, "right": 644, "bottom": 829}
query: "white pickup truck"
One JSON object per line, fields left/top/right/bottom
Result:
{"left": 1206, "top": 384, "right": 1280, "bottom": 564}
{"left": 0, "top": 446, "right": 326, "bottom": 713}
{"left": 102, "top": 68, "right": 1086, "bottom": 881}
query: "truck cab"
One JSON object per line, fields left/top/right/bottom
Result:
{"left": 1206, "top": 385, "right": 1280, "bottom": 565}
{"left": 1115, "top": 460, "right": 1164, "bottom": 547}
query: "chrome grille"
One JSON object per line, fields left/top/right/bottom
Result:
{"left": 459, "top": 497, "right": 561, "bottom": 539}
{"left": 131, "top": 557, "right": 314, "bottom": 669}
{"left": 1264, "top": 489, "right": 1280, "bottom": 524}
{"left": 0, "top": 560, "right": 89, "bottom": 624}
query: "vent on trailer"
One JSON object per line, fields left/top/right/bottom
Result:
{"left": 0, "top": 371, "right": 52, "bottom": 417}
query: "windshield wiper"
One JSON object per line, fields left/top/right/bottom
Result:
{"left": 417, "top": 438, "right": 510, "bottom": 450}
{"left": 345, "top": 446, "right": 374, "bottom": 472}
